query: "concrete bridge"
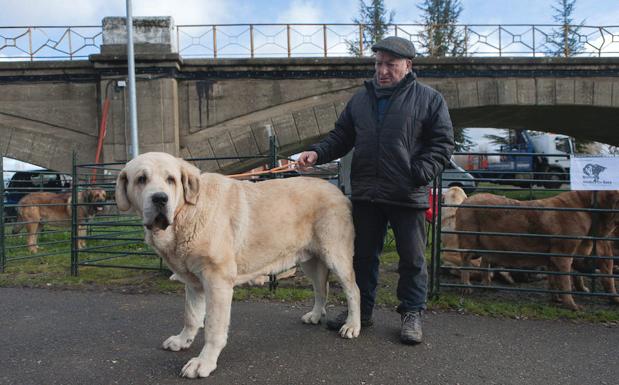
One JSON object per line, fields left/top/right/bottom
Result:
{"left": 1, "top": 21, "right": 619, "bottom": 173}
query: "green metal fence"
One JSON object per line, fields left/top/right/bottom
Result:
{"left": 69, "top": 138, "right": 342, "bottom": 281}
{"left": 429, "top": 151, "right": 619, "bottom": 307}
{"left": 1, "top": 157, "right": 75, "bottom": 271}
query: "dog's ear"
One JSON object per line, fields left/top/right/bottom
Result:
{"left": 115, "top": 170, "right": 131, "bottom": 211}
{"left": 180, "top": 160, "right": 200, "bottom": 205}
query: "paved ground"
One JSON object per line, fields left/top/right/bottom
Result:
{"left": 1, "top": 287, "right": 617, "bottom": 385}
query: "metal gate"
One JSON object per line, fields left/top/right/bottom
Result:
{"left": 429, "top": 151, "right": 619, "bottom": 308}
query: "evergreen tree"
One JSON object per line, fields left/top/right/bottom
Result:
{"left": 417, "top": 0, "right": 465, "bottom": 57}
{"left": 550, "top": 0, "right": 585, "bottom": 57}
{"left": 417, "top": 1, "right": 468, "bottom": 148}
{"left": 347, "top": 0, "right": 395, "bottom": 56}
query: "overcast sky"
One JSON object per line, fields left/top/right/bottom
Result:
{"left": 1, "top": 0, "right": 618, "bottom": 26}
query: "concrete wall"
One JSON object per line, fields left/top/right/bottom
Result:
{"left": 1, "top": 57, "right": 619, "bottom": 173}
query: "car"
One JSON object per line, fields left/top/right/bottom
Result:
{"left": 3, "top": 170, "right": 71, "bottom": 222}
{"left": 441, "top": 158, "right": 477, "bottom": 195}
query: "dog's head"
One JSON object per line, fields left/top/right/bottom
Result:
{"left": 115, "top": 152, "right": 200, "bottom": 232}
{"left": 82, "top": 189, "right": 108, "bottom": 215}
{"left": 443, "top": 186, "right": 467, "bottom": 205}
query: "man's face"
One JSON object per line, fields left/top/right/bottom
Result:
{"left": 374, "top": 50, "right": 412, "bottom": 87}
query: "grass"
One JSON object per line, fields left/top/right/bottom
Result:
{"left": 2, "top": 221, "right": 619, "bottom": 323}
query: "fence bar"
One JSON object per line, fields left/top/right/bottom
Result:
{"left": 429, "top": 177, "right": 440, "bottom": 298}
{"left": 323, "top": 24, "right": 327, "bottom": 57}
{"left": 212, "top": 25, "right": 217, "bottom": 59}
{"left": 287, "top": 24, "right": 291, "bottom": 58}
{"left": 71, "top": 151, "right": 78, "bottom": 276}
{"left": 441, "top": 282, "right": 619, "bottom": 299}
{"left": 1, "top": 155, "right": 5, "bottom": 272}
{"left": 250, "top": 24, "right": 254, "bottom": 59}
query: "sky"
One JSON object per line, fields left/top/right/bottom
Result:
{"left": 1, "top": 0, "right": 618, "bottom": 26}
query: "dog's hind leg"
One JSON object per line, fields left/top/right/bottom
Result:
{"left": 553, "top": 258, "right": 582, "bottom": 311}
{"left": 327, "top": 257, "right": 361, "bottom": 339}
{"left": 25, "top": 222, "right": 40, "bottom": 253}
{"left": 163, "top": 282, "right": 205, "bottom": 352}
{"left": 299, "top": 256, "right": 329, "bottom": 325}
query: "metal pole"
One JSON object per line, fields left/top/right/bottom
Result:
{"left": 71, "top": 151, "right": 79, "bottom": 276}
{"left": 266, "top": 124, "right": 279, "bottom": 292}
{"left": 0, "top": 156, "right": 5, "bottom": 272}
{"left": 126, "top": 0, "right": 139, "bottom": 159}
{"left": 433, "top": 177, "right": 443, "bottom": 299}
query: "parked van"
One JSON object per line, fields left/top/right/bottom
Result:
{"left": 442, "top": 158, "right": 476, "bottom": 194}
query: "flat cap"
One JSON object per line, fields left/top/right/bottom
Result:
{"left": 371, "top": 36, "right": 416, "bottom": 59}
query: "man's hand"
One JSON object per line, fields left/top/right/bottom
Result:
{"left": 297, "top": 151, "right": 318, "bottom": 170}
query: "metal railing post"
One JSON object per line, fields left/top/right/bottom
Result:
{"left": 429, "top": 178, "right": 437, "bottom": 298}
{"left": 0, "top": 155, "right": 5, "bottom": 273}
{"left": 287, "top": 24, "right": 291, "bottom": 58}
{"left": 71, "top": 151, "right": 79, "bottom": 276}
{"left": 250, "top": 24, "right": 255, "bottom": 58}
{"left": 590, "top": 191, "right": 599, "bottom": 293}
{"left": 323, "top": 24, "right": 327, "bottom": 57}
{"left": 213, "top": 25, "right": 217, "bottom": 59}
{"left": 358, "top": 24, "right": 364, "bottom": 56}
{"left": 430, "top": 176, "right": 443, "bottom": 299}
{"left": 267, "top": 124, "right": 279, "bottom": 291}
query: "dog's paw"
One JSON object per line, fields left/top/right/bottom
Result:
{"left": 181, "top": 357, "right": 216, "bottom": 378}
{"left": 301, "top": 310, "right": 323, "bottom": 325}
{"left": 162, "top": 335, "right": 193, "bottom": 351}
{"left": 339, "top": 322, "right": 360, "bottom": 339}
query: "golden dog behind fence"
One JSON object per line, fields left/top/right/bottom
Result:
{"left": 115, "top": 152, "right": 361, "bottom": 378}
{"left": 456, "top": 190, "right": 619, "bottom": 310}
{"left": 12, "top": 190, "right": 107, "bottom": 253}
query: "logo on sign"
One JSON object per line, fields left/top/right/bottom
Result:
{"left": 582, "top": 163, "right": 606, "bottom": 183}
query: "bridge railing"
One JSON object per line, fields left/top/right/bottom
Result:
{"left": 176, "top": 23, "right": 619, "bottom": 58}
{"left": 0, "top": 26, "right": 102, "bottom": 61}
{"left": 1, "top": 23, "right": 618, "bottom": 61}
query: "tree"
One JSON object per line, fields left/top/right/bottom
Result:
{"left": 417, "top": 0, "right": 465, "bottom": 57}
{"left": 483, "top": 129, "right": 512, "bottom": 147}
{"left": 347, "top": 0, "right": 395, "bottom": 56}
{"left": 549, "top": 0, "right": 585, "bottom": 57}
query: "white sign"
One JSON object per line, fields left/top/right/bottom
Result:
{"left": 570, "top": 157, "right": 619, "bottom": 190}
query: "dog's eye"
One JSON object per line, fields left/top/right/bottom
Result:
{"left": 167, "top": 176, "right": 175, "bottom": 185}
{"left": 137, "top": 175, "right": 147, "bottom": 184}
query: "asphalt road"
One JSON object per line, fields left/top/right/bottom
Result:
{"left": 1, "top": 287, "right": 617, "bottom": 385}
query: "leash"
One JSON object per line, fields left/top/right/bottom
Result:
{"left": 227, "top": 161, "right": 299, "bottom": 179}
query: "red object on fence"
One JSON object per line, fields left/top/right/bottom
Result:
{"left": 425, "top": 188, "right": 438, "bottom": 223}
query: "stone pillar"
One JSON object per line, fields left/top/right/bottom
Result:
{"left": 90, "top": 16, "right": 181, "bottom": 163}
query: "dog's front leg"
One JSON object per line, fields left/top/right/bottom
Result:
{"left": 163, "top": 283, "right": 205, "bottom": 351}
{"left": 181, "top": 272, "right": 234, "bottom": 379}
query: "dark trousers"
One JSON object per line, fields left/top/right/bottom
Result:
{"left": 352, "top": 201, "right": 428, "bottom": 316}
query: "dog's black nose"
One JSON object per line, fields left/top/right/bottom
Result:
{"left": 151, "top": 192, "right": 168, "bottom": 207}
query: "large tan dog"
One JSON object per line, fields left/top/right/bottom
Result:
{"left": 12, "top": 189, "right": 107, "bottom": 253}
{"left": 115, "top": 152, "right": 360, "bottom": 379}
{"left": 439, "top": 187, "right": 515, "bottom": 283}
{"left": 456, "top": 190, "right": 619, "bottom": 310}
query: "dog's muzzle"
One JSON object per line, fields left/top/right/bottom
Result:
{"left": 145, "top": 192, "right": 171, "bottom": 231}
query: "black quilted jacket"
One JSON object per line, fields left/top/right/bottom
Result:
{"left": 310, "top": 72, "right": 454, "bottom": 208}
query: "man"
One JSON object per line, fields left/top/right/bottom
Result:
{"left": 297, "top": 36, "right": 454, "bottom": 344}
